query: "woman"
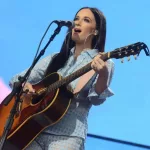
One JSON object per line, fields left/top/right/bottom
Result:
{"left": 10, "top": 7, "right": 114, "bottom": 150}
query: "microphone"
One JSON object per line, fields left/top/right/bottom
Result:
{"left": 53, "top": 20, "right": 75, "bottom": 28}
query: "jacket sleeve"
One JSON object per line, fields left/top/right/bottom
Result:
{"left": 87, "top": 59, "right": 115, "bottom": 105}
{"left": 9, "top": 53, "right": 57, "bottom": 88}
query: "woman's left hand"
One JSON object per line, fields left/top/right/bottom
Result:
{"left": 91, "top": 53, "right": 108, "bottom": 76}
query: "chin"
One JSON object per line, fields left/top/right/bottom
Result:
{"left": 72, "top": 36, "right": 84, "bottom": 44}
{"left": 72, "top": 37, "right": 79, "bottom": 43}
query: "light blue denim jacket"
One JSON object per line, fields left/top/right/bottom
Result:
{"left": 9, "top": 48, "right": 114, "bottom": 139}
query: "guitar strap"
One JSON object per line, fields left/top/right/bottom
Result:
{"left": 73, "top": 69, "right": 96, "bottom": 94}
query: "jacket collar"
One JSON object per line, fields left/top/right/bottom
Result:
{"left": 70, "top": 47, "right": 99, "bottom": 59}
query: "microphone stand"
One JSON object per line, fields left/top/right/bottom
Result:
{"left": 0, "top": 24, "right": 62, "bottom": 150}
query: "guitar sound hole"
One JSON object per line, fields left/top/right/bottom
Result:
{"left": 31, "top": 93, "right": 45, "bottom": 105}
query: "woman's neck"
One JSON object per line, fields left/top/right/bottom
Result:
{"left": 74, "top": 43, "right": 92, "bottom": 59}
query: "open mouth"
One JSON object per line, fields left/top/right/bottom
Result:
{"left": 74, "top": 28, "right": 82, "bottom": 33}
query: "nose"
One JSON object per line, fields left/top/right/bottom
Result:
{"left": 75, "top": 19, "right": 81, "bottom": 27}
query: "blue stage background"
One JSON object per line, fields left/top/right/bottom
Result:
{"left": 0, "top": 0, "right": 150, "bottom": 149}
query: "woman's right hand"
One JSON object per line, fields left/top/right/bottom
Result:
{"left": 23, "top": 82, "right": 35, "bottom": 93}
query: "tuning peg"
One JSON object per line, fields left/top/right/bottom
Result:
{"left": 131, "top": 49, "right": 134, "bottom": 53}
{"left": 121, "top": 58, "right": 124, "bottom": 63}
{"left": 134, "top": 54, "right": 137, "bottom": 60}
{"left": 127, "top": 56, "right": 130, "bottom": 61}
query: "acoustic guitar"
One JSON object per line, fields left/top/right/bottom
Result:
{"left": 0, "top": 42, "right": 149, "bottom": 150}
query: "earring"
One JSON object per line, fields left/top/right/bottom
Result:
{"left": 94, "top": 30, "right": 98, "bottom": 35}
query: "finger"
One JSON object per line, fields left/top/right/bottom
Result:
{"left": 23, "top": 89, "right": 29, "bottom": 94}
{"left": 92, "top": 62, "right": 100, "bottom": 71}
{"left": 96, "top": 58, "right": 108, "bottom": 67}
{"left": 94, "top": 54, "right": 105, "bottom": 62}
{"left": 94, "top": 59, "right": 104, "bottom": 68}
{"left": 29, "top": 89, "right": 35, "bottom": 93}
{"left": 91, "top": 62, "right": 95, "bottom": 70}
{"left": 95, "top": 60, "right": 107, "bottom": 72}
{"left": 99, "top": 52, "right": 105, "bottom": 56}
{"left": 23, "top": 88, "right": 34, "bottom": 93}
{"left": 91, "top": 61, "right": 97, "bottom": 70}
{"left": 98, "top": 52, "right": 106, "bottom": 60}
{"left": 23, "top": 84, "right": 35, "bottom": 93}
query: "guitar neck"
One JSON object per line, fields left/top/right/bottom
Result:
{"left": 47, "top": 52, "right": 110, "bottom": 92}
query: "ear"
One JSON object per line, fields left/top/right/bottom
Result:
{"left": 94, "top": 30, "right": 98, "bottom": 35}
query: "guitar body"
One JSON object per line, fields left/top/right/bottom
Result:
{"left": 0, "top": 72, "right": 72, "bottom": 150}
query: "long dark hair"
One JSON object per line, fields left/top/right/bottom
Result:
{"left": 45, "top": 7, "right": 106, "bottom": 76}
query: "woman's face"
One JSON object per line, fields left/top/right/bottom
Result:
{"left": 72, "top": 8, "right": 97, "bottom": 44}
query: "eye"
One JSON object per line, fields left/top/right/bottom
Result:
{"left": 84, "top": 18, "right": 90, "bottom": 23}
{"left": 74, "top": 17, "right": 79, "bottom": 21}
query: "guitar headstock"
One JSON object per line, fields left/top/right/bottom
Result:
{"left": 109, "top": 42, "right": 150, "bottom": 62}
